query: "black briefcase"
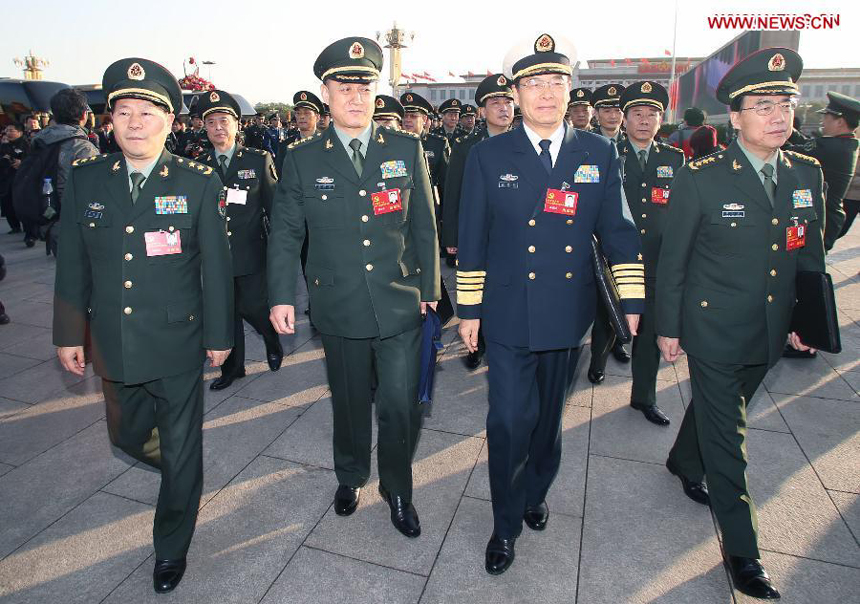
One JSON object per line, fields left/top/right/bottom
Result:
{"left": 591, "top": 235, "right": 632, "bottom": 344}
{"left": 789, "top": 271, "right": 842, "bottom": 353}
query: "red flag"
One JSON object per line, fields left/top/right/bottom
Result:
{"left": 641, "top": 58, "right": 650, "bottom": 65}
{"left": 610, "top": 59, "right": 616, "bottom": 67}
{"left": 467, "top": 71, "right": 474, "bottom": 77}
{"left": 664, "top": 49, "right": 671, "bottom": 56}
{"left": 487, "top": 70, "right": 493, "bottom": 76}
{"left": 448, "top": 71, "right": 456, "bottom": 77}
{"left": 624, "top": 58, "right": 632, "bottom": 65}
{"left": 423, "top": 71, "right": 436, "bottom": 82}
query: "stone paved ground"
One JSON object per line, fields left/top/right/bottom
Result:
{"left": 0, "top": 226, "right": 857, "bottom": 604}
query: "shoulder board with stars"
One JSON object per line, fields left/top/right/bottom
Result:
{"left": 784, "top": 150, "right": 821, "bottom": 167}
{"left": 287, "top": 132, "right": 322, "bottom": 150}
{"left": 688, "top": 151, "right": 726, "bottom": 171}
{"left": 242, "top": 147, "right": 268, "bottom": 156}
{"left": 175, "top": 157, "right": 214, "bottom": 176}
{"left": 387, "top": 128, "right": 419, "bottom": 140}
{"left": 71, "top": 153, "right": 110, "bottom": 168}
{"left": 659, "top": 142, "right": 685, "bottom": 155}
{"left": 427, "top": 131, "right": 446, "bottom": 141}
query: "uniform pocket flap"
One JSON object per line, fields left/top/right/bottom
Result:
{"left": 399, "top": 260, "right": 421, "bottom": 277}
{"left": 307, "top": 266, "right": 335, "bottom": 286}
{"left": 166, "top": 300, "right": 201, "bottom": 323}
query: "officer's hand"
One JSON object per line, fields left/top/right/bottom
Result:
{"left": 459, "top": 319, "right": 481, "bottom": 353}
{"left": 657, "top": 336, "right": 684, "bottom": 363}
{"left": 58, "top": 346, "right": 86, "bottom": 376}
{"left": 788, "top": 332, "right": 816, "bottom": 354}
{"left": 420, "top": 301, "right": 438, "bottom": 316}
{"left": 270, "top": 304, "right": 295, "bottom": 334}
{"left": 446, "top": 247, "right": 457, "bottom": 255}
{"left": 207, "top": 349, "right": 231, "bottom": 367}
{"left": 626, "top": 314, "right": 640, "bottom": 337}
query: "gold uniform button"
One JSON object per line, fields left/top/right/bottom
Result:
{"left": 528, "top": 245, "right": 536, "bottom": 253}
{"left": 321, "top": 195, "right": 328, "bottom": 201}
{"left": 124, "top": 280, "right": 132, "bottom": 289}
{"left": 226, "top": 217, "right": 231, "bottom": 222}
{"left": 366, "top": 263, "right": 373, "bottom": 271}
{"left": 565, "top": 272, "right": 573, "bottom": 279}
{"left": 640, "top": 229, "right": 646, "bottom": 235}
{"left": 767, "top": 295, "right": 773, "bottom": 303}
{"left": 641, "top": 198, "right": 647, "bottom": 203}
{"left": 700, "top": 300, "right": 708, "bottom": 308}
{"left": 641, "top": 182, "right": 647, "bottom": 188}
{"left": 641, "top": 214, "right": 647, "bottom": 219}
{"left": 772, "top": 218, "right": 779, "bottom": 226}
{"left": 227, "top": 231, "right": 232, "bottom": 236}
{"left": 528, "top": 272, "right": 536, "bottom": 280}
{"left": 123, "top": 307, "right": 133, "bottom": 315}
{"left": 125, "top": 225, "right": 134, "bottom": 234}
{"left": 528, "top": 219, "right": 536, "bottom": 227}
{"left": 730, "top": 222, "right": 737, "bottom": 228}
{"left": 770, "top": 269, "right": 777, "bottom": 277}
{"left": 124, "top": 253, "right": 133, "bottom": 261}
{"left": 772, "top": 243, "right": 778, "bottom": 251}
{"left": 168, "top": 226, "right": 175, "bottom": 232}
{"left": 566, "top": 219, "right": 573, "bottom": 225}
{"left": 363, "top": 239, "right": 371, "bottom": 247}
{"left": 359, "top": 190, "right": 367, "bottom": 197}
{"left": 89, "top": 222, "right": 96, "bottom": 228}
{"left": 188, "top": 315, "right": 195, "bottom": 321}
{"left": 314, "top": 278, "right": 320, "bottom": 286}
{"left": 361, "top": 215, "right": 369, "bottom": 223}
{"left": 565, "top": 245, "right": 572, "bottom": 253}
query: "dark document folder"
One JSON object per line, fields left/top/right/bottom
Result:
{"left": 789, "top": 271, "right": 842, "bottom": 354}
{"left": 591, "top": 235, "right": 632, "bottom": 344}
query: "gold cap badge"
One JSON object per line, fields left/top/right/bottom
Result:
{"left": 641, "top": 82, "right": 652, "bottom": 93}
{"left": 497, "top": 75, "right": 507, "bottom": 86}
{"left": 406, "top": 94, "right": 413, "bottom": 102}
{"left": 300, "top": 92, "right": 307, "bottom": 101}
{"left": 608, "top": 86, "right": 616, "bottom": 96}
{"left": 375, "top": 98, "right": 385, "bottom": 108}
{"left": 209, "top": 91, "right": 220, "bottom": 102}
{"left": 535, "top": 33, "right": 554, "bottom": 53}
{"left": 576, "top": 90, "right": 584, "bottom": 98}
{"left": 768, "top": 53, "right": 785, "bottom": 71}
{"left": 349, "top": 42, "right": 365, "bottom": 59}
{"left": 127, "top": 62, "right": 145, "bottom": 81}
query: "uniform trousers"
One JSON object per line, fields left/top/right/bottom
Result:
{"left": 221, "top": 271, "right": 280, "bottom": 378}
{"left": 667, "top": 356, "right": 768, "bottom": 558}
{"left": 630, "top": 288, "right": 661, "bottom": 407}
{"left": 103, "top": 366, "right": 204, "bottom": 560}
{"left": 589, "top": 288, "right": 616, "bottom": 372}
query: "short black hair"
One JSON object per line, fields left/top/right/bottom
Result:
{"left": 729, "top": 95, "right": 744, "bottom": 113}
{"left": 50, "top": 88, "right": 90, "bottom": 126}
{"left": 6, "top": 122, "right": 24, "bottom": 133}
{"left": 841, "top": 113, "right": 859, "bottom": 130}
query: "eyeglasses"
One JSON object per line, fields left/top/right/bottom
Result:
{"left": 740, "top": 98, "right": 798, "bottom": 116}
{"left": 520, "top": 77, "right": 569, "bottom": 92}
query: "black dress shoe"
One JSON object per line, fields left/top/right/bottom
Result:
{"left": 666, "top": 459, "right": 710, "bottom": 506}
{"left": 378, "top": 485, "right": 421, "bottom": 538}
{"left": 781, "top": 344, "right": 816, "bottom": 359}
{"left": 587, "top": 367, "right": 605, "bottom": 384}
{"left": 727, "top": 556, "right": 781, "bottom": 599}
{"left": 153, "top": 558, "right": 186, "bottom": 593}
{"left": 464, "top": 349, "right": 483, "bottom": 370}
{"left": 0, "top": 312, "right": 9, "bottom": 326}
{"left": 485, "top": 534, "right": 516, "bottom": 575}
{"left": 266, "top": 341, "right": 284, "bottom": 371}
{"left": 523, "top": 501, "right": 549, "bottom": 531}
{"left": 209, "top": 371, "right": 245, "bottom": 391}
{"left": 612, "top": 342, "right": 631, "bottom": 363}
{"left": 631, "top": 402, "right": 670, "bottom": 426}
{"left": 334, "top": 485, "right": 360, "bottom": 516}
{"left": 24, "top": 236, "right": 35, "bottom": 248}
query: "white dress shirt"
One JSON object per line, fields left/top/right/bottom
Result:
{"left": 522, "top": 121, "right": 566, "bottom": 168}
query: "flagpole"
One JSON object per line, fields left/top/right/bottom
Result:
{"left": 668, "top": 0, "right": 679, "bottom": 123}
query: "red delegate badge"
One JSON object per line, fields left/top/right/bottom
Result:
{"left": 786, "top": 224, "right": 806, "bottom": 250}
{"left": 371, "top": 188, "right": 402, "bottom": 215}
{"left": 651, "top": 187, "right": 670, "bottom": 204}
{"left": 544, "top": 189, "right": 578, "bottom": 216}
{"left": 144, "top": 231, "right": 182, "bottom": 256}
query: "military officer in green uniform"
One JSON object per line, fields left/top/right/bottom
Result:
{"left": 441, "top": 74, "right": 514, "bottom": 370}
{"left": 459, "top": 103, "right": 477, "bottom": 134}
{"left": 433, "top": 98, "right": 466, "bottom": 144}
{"left": 616, "top": 81, "right": 685, "bottom": 426}
{"left": 268, "top": 37, "right": 441, "bottom": 538}
{"left": 196, "top": 90, "right": 284, "bottom": 390}
{"left": 656, "top": 48, "right": 825, "bottom": 600}
{"left": 279, "top": 90, "right": 324, "bottom": 161}
{"left": 590, "top": 83, "right": 627, "bottom": 144}
{"left": 567, "top": 87, "right": 593, "bottom": 130}
{"left": 373, "top": 94, "right": 405, "bottom": 129}
{"left": 53, "top": 58, "right": 234, "bottom": 594}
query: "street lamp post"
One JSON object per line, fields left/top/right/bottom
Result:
{"left": 377, "top": 23, "right": 414, "bottom": 94}
{"left": 13, "top": 50, "right": 50, "bottom": 80}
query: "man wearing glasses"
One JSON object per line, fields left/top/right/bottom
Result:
{"left": 656, "top": 48, "right": 825, "bottom": 600}
{"left": 457, "top": 34, "right": 644, "bottom": 575}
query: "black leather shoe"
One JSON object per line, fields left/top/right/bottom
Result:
{"left": 587, "top": 367, "right": 605, "bottom": 384}
{"left": 631, "top": 402, "right": 670, "bottom": 426}
{"left": 612, "top": 342, "right": 631, "bottom": 363}
{"left": 266, "top": 341, "right": 284, "bottom": 371}
{"left": 464, "top": 349, "right": 483, "bottom": 370}
{"left": 666, "top": 459, "right": 710, "bottom": 506}
{"left": 334, "top": 485, "right": 360, "bottom": 516}
{"left": 153, "top": 558, "right": 186, "bottom": 593}
{"left": 781, "top": 344, "right": 816, "bottom": 359}
{"left": 24, "top": 236, "right": 35, "bottom": 248}
{"left": 485, "top": 534, "right": 516, "bottom": 575}
{"left": 209, "top": 371, "right": 245, "bottom": 391}
{"left": 727, "top": 556, "right": 781, "bottom": 599}
{"left": 378, "top": 485, "right": 420, "bottom": 538}
{"left": 523, "top": 501, "right": 549, "bottom": 531}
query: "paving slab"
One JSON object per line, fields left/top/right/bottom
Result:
{"left": 10, "top": 300, "right": 53, "bottom": 329}
{"left": 0, "top": 420, "right": 130, "bottom": 559}
{"left": 0, "top": 357, "right": 94, "bottom": 404}
{"left": 0, "top": 328, "right": 57, "bottom": 361}
{"left": 0, "top": 323, "right": 51, "bottom": 352}
{"left": 236, "top": 340, "right": 329, "bottom": 404}
{"left": 465, "top": 404, "right": 590, "bottom": 518}
{"left": 746, "top": 387, "right": 791, "bottom": 433}
{"left": 764, "top": 356, "right": 858, "bottom": 402}
{"left": 577, "top": 455, "right": 729, "bottom": 604}
{"left": 734, "top": 550, "right": 860, "bottom": 604}
{"left": 422, "top": 349, "right": 489, "bottom": 437}
{"left": 0, "top": 352, "right": 42, "bottom": 381}
{"left": 828, "top": 490, "right": 860, "bottom": 543}
{"left": 0, "top": 491, "right": 153, "bottom": 604}
{"left": 420, "top": 496, "right": 580, "bottom": 604}
{"left": 263, "top": 396, "right": 349, "bottom": 470}
{"left": 305, "top": 428, "right": 483, "bottom": 576}
{"left": 0, "top": 396, "right": 29, "bottom": 420}
{"left": 772, "top": 394, "right": 860, "bottom": 493}
{"left": 262, "top": 546, "right": 425, "bottom": 604}
{"left": 104, "top": 455, "right": 334, "bottom": 604}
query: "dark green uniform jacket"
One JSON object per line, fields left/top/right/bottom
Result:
{"left": 53, "top": 150, "right": 234, "bottom": 384}
{"left": 200, "top": 145, "right": 277, "bottom": 276}
{"left": 268, "top": 123, "right": 441, "bottom": 339}
{"left": 655, "top": 142, "right": 826, "bottom": 368}
{"left": 618, "top": 139, "right": 686, "bottom": 284}
{"left": 441, "top": 128, "right": 489, "bottom": 248}
{"left": 421, "top": 131, "right": 450, "bottom": 205}
{"left": 787, "top": 134, "right": 859, "bottom": 250}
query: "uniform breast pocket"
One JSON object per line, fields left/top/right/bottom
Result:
{"left": 77, "top": 211, "right": 113, "bottom": 257}
{"left": 706, "top": 212, "right": 758, "bottom": 256}
{"left": 146, "top": 214, "right": 193, "bottom": 263}
{"left": 375, "top": 176, "right": 412, "bottom": 225}
{"left": 303, "top": 189, "right": 345, "bottom": 229}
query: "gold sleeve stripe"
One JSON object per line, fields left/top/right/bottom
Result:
{"left": 457, "top": 270, "right": 487, "bottom": 278}
{"left": 612, "top": 269, "right": 645, "bottom": 277}
{"left": 456, "top": 284, "right": 484, "bottom": 291}
{"left": 457, "top": 290, "right": 484, "bottom": 305}
{"left": 456, "top": 276, "right": 485, "bottom": 283}
{"left": 616, "top": 277, "right": 645, "bottom": 284}
{"left": 611, "top": 263, "right": 645, "bottom": 273}
{"left": 617, "top": 284, "right": 646, "bottom": 299}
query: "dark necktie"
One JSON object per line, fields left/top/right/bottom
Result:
{"left": 760, "top": 163, "right": 775, "bottom": 207}
{"left": 349, "top": 138, "right": 364, "bottom": 176}
{"left": 638, "top": 149, "right": 647, "bottom": 171}
{"left": 130, "top": 172, "right": 145, "bottom": 204}
{"left": 538, "top": 139, "right": 552, "bottom": 174}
